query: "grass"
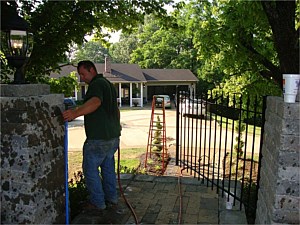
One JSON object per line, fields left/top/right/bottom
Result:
{"left": 68, "top": 151, "right": 83, "bottom": 179}
{"left": 68, "top": 148, "right": 146, "bottom": 180}
{"left": 211, "top": 114, "right": 261, "bottom": 136}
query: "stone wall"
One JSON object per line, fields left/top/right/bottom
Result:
{"left": 255, "top": 96, "right": 299, "bottom": 224}
{"left": 1, "top": 84, "right": 66, "bottom": 224}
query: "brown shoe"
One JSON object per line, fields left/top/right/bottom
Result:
{"left": 81, "top": 202, "right": 106, "bottom": 214}
{"left": 106, "top": 201, "right": 125, "bottom": 214}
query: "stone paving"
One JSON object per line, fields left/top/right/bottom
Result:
{"left": 71, "top": 152, "right": 248, "bottom": 225}
{"left": 72, "top": 174, "right": 219, "bottom": 225}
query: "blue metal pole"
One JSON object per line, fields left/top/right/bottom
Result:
{"left": 64, "top": 121, "right": 69, "bottom": 224}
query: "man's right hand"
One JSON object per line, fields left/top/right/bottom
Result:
{"left": 63, "top": 109, "right": 77, "bottom": 122}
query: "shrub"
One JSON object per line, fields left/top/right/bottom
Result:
{"left": 68, "top": 171, "right": 88, "bottom": 219}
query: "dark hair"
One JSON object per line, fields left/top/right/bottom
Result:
{"left": 77, "top": 60, "right": 97, "bottom": 73}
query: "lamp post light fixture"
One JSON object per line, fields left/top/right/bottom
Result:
{"left": 1, "top": 3, "right": 33, "bottom": 84}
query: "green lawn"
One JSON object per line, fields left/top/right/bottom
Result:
{"left": 68, "top": 147, "right": 146, "bottom": 180}
{"left": 211, "top": 114, "right": 261, "bottom": 136}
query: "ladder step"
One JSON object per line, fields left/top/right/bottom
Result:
{"left": 154, "top": 113, "right": 163, "bottom": 115}
{"left": 150, "top": 128, "right": 165, "bottom": 131}
{"left": 149, "top": 144, "right": 165, "bottom": 147}
{"left": 149, "top": 151, "right": 168, "bottom": 155}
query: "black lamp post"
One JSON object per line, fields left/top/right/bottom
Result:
{"left": 1, "top": 3, "right": 33, "bottom": 84}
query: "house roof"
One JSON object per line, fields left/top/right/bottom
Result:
{"left": 142, "top": 69, "right": 198, "bottom": 82}
{"left": 101, "top": 64, "right": 147, "bottom": 82}
{"left": 50, "top": 64, "right": 78, "bottom": 79}
{"left": 50, "top": 63, "right": 198, "bottom": 83}
{"left": 50, "top": 63, "right": 146, "bottom": 83}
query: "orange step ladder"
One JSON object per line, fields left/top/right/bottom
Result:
{"left": 145, "top": 96, "right": 167, "bottom": 171}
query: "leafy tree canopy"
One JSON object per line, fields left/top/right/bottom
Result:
{"left": 72, "top": 41, "right": 109, "bottom": 63}
{"left": 118, "top": 0, "right": 298, "bottom": 103}
{"left": 1, "top": 0, "right": 172, "bottom": 82}
{"left": 109, "top": 33, "right": 139, "bottom": 63}
{"left": 45, "top": 72, "right": 79, "bottom": 97}
{"left": 130, "top": 14, "right": 199, "bottom": 72}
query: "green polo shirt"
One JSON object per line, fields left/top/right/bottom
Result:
{"left": 84, "top": 74, "right": 121, "bottom": 140}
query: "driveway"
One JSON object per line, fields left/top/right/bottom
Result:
{"left": 67, "top": 107, "right": 177, "bottom": 151}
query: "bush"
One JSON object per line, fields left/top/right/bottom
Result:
{"left": 68, "top": 171, "right": 88, "bottom": 219}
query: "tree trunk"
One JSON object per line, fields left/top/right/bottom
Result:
{"left": 261, "top": 0, "right": 299, "bottom": 88}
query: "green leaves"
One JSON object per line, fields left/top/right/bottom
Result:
{"left": 73, "top": 41, "right": 109, "bottom": 63}
{"left": 4, "top": 0, "right": 169, "bottom": 81}
{"left": 46, "top": 72, "right": 79, "bottom": 97}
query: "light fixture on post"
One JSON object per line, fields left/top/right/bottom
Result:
{"left": 1, "top": 2, "right": 33, "bottom": 84}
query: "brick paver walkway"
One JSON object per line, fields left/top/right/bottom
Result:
{"left": 71, "top": 147, "right": 248, "bottom": 224}
{"left": 71, "top": 174, "right": 219, "bottom": 224}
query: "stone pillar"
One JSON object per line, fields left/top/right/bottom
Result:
{"left": 255, "top": 96, "right": 299, "bottom": 224}
{"left": 1, "top": 84, "right": 66, "bottom": 224}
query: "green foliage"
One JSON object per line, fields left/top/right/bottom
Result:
{"left": 68, "top": 158, "right": 139, "bottom": 219}
{"left": 0, "top": 52, "right": 14, "bottom": 83}
{"left": 72, "top": 41, "right": 109, "bottom": 63}
{"left": 126, "top": 0, "right": 297, "bottom": 97}
{"left": 118, "top": 164, "right": 138, "bottom": 174}
{"left": 154, "top": 165, "right": 162, "bottom": 171}
{"left": 242, "top": 182, "right": 258, "bottom": 224}
{"left": 46, "top": 72, "right": 79, "bottom": 97}
{"left": 234, "top": 122, "right": 245, "bottom": 158}
{"left": 130, "top": 14, "right": 199, "bottom": 72}
{"left": 3, "top": 0, "right": 297, "bottom": 100}
{"left": 192, "top": 0, "right": 277, "bottom": 79}
{"left": 152, "top": 116, "right": 163, "bottom": 152}
{"left": 210, "top": 71, "right": 282, "bottom": 114}
{"left": 68, "top": 171, "right": 88, "bottom": 219}
{"left": 2, "top": 0, "right": 170, "bottom": 82}
{"left": 109, "top": 33, "right": 139, "bottom": 63}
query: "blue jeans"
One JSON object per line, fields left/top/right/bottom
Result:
{"left": 83, "top": 137, "right": 120, "bottom": 209}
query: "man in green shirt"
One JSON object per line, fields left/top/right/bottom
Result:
{"left": 63, "top": 60, "right": 121, "bottom": 211}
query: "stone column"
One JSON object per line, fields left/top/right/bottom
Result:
{"left": 255, "top": 96, "right": 299, "bottom": 224}
{"left": 1, "top": 84, "right": 66, "bottom": 224}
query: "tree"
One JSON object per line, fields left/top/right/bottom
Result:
{"left": 46, "top": 72, "right": 79, "bottom": 97}
{"left": 0, "top": 52, "right": 14, "bottom": 83}
{"left": 130, "top": 14, "right": 199, "bottom": 72}
{"left": 1, "top": 0, "right": 171, "bottom": 82}
{"left": 189, "top": 0, "right": 298, "bottom": 89}
{"left": 261, "top": 0, "right": 299, "bottom": 87}
{"left": 72, "top": 41, "right": 109, "bottom": 63}
{"left": 109, "top": 33, "right": 139, "bottom": 63}
{"left": 160, "top": 0, "right": 298, "bottom": 101}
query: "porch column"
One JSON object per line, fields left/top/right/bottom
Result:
{"left": 118, "top": 83, "right": 122, "bottom": 107}
{"left": 193, "top": 83, "right": 196, "bottom": 97}
{"left": 140, "top": 83, "right": 143, "bottom": 107}
{"left": 129, "top": 83, "right": 133, "bottom": 107}
{"left": 189, "top": 84, "right": 193, "bottom": 98}
{"left": 189, "top": 83, "right": 196, "bottom": 98}
{"left": 74, "top": 86, "right": 78, "bottom": 100}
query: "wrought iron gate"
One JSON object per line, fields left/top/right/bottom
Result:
{"left": 175, "top": 88, "right": 266, "bottom": 222}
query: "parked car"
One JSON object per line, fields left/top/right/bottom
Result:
{"left": 64, "top": 98, "right": 77, "bottom": 110}
{"left": 179, "top": 98, "right": 206, "bottom": 116}
{"left": 154, "top": 95, "right": 171, "bottom": 109}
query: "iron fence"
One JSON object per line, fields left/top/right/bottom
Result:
{"left": 175, "top": 88, "right": 266, "bottom": 222}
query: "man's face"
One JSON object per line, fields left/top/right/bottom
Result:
{"left": 78, "top": 66, "right": 94, "bottom": 84}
